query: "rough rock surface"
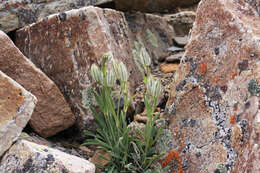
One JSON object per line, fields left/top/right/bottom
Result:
{"left": 115, "top": 0, "right": 200, "bottom": 13}
{"left": 0, "top": 0, "right": 113, "bottom": 33}
{"left": 166, "top": 0, "right": 260, "bottom": 172}
{"left": 15, "top": 6, "right": 175, "bottom": 133}
{"left": 0, "top": 140, "right": 95, "bottom": 173}
{"left": 0, "top": 30, "right": 75, "bottom": 137}
{"left": 0, "top": 71, "right": 37, "bottom": 157}
{"left": 165, "top": 11, "right": 196, "bottom": 37}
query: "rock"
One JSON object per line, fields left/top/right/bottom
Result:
{"left": 166, "top": 52, "right": 184, "bottom": 63}
{"left": 0, "top": 0, "right": 113, "bottom": 33}
{"left": 15, "top": 6, "right": 175, "bottom": 134}
{"left": 173, "top": 35, "right": 189, "bottom": 47}
{"left": 166, "top": 0, "right": 260, "bottom": 172}
{"left": 165, "top": 11, "right": 196, "bottom": 36}
{"left": 0, "top": 71, "right": 37, "bottom": 157}
{"left": 115, "top": 0, "right": 200, "bottom": 13}
{"left": 0, "top": 30, "right": 75, "bottom": 137}
{"left": 167, "top": 46, "right": 184, "bottom": 52}
{"left": 89, "top": 149, "right": 110, "bottom": 173}
{"left": 0, "top": 140, "right": 95, "bottom": 173}
{"left": 160, "top": 63, "right": 179, "bottom": 73}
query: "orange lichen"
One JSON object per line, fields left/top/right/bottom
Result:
{"left": 230, "top": 114, "right": 236, "bottom": 125}
{"left": 233, "top": 105, "right": 238, "bottom": 111}
{"left": 199, "top": 64, "right": 207, "bottom": 75}
{"left": 231, "top": 72, "right": 238, "bottom": 79}
{"left": 215, "top": 76, "right": 221, "bottom": 83}
{"left": 161, "top": 150, "right": 183, "bottom": 173}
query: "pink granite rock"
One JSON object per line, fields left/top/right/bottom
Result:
{"left": 0, "top": 71, "right": 37, "bottom": 157}
{"left": 15, "top": 6, "right": 175, "bottom": 133}
{"left": 0, "top": 30, "right": 75, "bottom": 137}
{"left": 166, "top": 0, "right": 260, "bottom": 172}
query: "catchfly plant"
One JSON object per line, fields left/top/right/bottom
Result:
{"left": 84, "top": 53, "right": 163, "bottom": 173}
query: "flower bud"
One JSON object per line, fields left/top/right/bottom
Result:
{"left": 91, "top": 64, "right": 103, "bottom": 84}
{"left": 146, "top": 76, "right": 162, "bottom": 100}
{"left": 118, "top": 62, "right": 129, "bottom": 82}
{"left": 112, "top": 60, "right": 129, "bottom": 82}
{"left": 140, "top": 47, "right": 151, "bottom": 67}
{"left": 106, "top": 69, "right": 116, "bottom": 87}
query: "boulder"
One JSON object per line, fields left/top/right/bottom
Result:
{"left": 0, "top": 30, "right": 75, "bottom": 137}
{"left": 115, "top": 0, "right": 200, "bottom": 13}
{"left": 166, "top": 0, "right": 260, "bottom": 172}
{"left": 0, "top": 0, "right": 113, "bottom": 33}
{"left": 0, "top": 71, "right": 37, "bottom": 157}
{"left": 15, "top": 6, "right": 175, "bottom": 133}
{"left": 0, "top": 140, "right": 95, "bottom": 173}
{"left": 165, "top": 11, "right": 196, "bottom": 37}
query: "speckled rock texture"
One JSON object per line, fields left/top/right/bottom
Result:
{"left": 115, "top": 0, "right": 200, "bottom": 13}
{"left": 0, "top": 0, "right": 113, "bottom": 33}
{"left": 0, "top": 30, "right": 75, "bottom": 137}
{"left": 15, "top": 6, "right": 175, "bottom": 133}
{"left": 0, "top": 71, "right": 37, "bottom": 157}
{"left": 166, "top": 0, "right": 260, "bottom": 172}
{"left": 0, "top": 140, "right": 95, "bottom": 173}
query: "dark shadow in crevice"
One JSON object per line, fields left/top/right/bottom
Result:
{"left": 7, "top": 29, "right": 17, "bottom": 44}
{"left": 96, "top": 1, "right": 116, "bottom": 9}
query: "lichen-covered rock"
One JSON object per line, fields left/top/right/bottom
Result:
{"left": 15, "top": 6, "right": 174, "bottom": 134}
{"left": 115, "top": 0, "right": 200, "bottom": 13}
{"left": 0, "top": 71, "right": 37, "bottom": 157}
{"left": 0, "top": 30, "right": 75, "bottom": 137}
{"left": 0, "top": 0, "right": 113, "bottom": 33}
{"left": 166, "top": 0, "right": 260, "bottom": 172}
{"left": 0, "top": 140, "right": 95, "bottom": 173}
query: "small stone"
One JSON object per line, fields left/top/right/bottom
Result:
{"left": 89, "top": 149, "right": 110, "bottom": 168}
{"left": 167, "top": 46, "right": 185, "bottom": 52}
{"left": 166, "top": 52, "right": 184, "bottom": 63}
{"left": 173, "top": 36, "right": 189, "bottom": 47}
{"left": 160, "top": 62, "right": 179, "bottom": 73}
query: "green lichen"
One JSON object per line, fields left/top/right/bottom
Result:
{"left": 155, "top": 129, "right": 173, "bottom": 154}
{"left": 146, "top": 29, "right": 158, "bottom": 47}
{"left": 215, "top": 164, "right": 227, "bottom": 173}
{"left": 81, "top": 86, "right": 95, "bottom": 109}
{"left": 248, "top": 79, "right": 260, "bottom": 95}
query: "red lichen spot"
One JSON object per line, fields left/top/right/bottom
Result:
{"left": 161, "top": 150, "right": 183, "bottom": 173}
{"left": 233, "top": 105, "right": 238, "bottom": 111}
{"left": 215, "top": 76, "right": 221, "bottom": 83}
{"left": 13, "top": 2, "right": 19, "bottom": 8}
{"left": 6, "top": 5, "right": 10, "bottom": 10}
{"left": 231, "top": 72, "right": 238, "bottom": 79}
{"left": 199, "top": 64, "right": 207, "bottom": 75}
{"left": 230, "top": 114, "right": 236, "bottom": 125}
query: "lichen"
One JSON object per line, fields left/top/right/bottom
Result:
{"left": 81, "top": 86, "right": 95, "bottom": 109}
{"left": 248, "top": 79, "right": 260, "bottom": 95}
{"left": 146, "top": 29, "right": 158, "bottom": 47}
{"left": 155, "top": 129, "right": 173, "bottom": 154}
{"left": 215, "top": 164, "right": 227, "bottom": 173}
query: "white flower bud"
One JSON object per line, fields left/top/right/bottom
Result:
{"left": 112, "top": 60, "right": 129, "bottom": 82}
{"left": 146, "top": 76, "right": 162, "bottom": 100}
{"left": 106, "top": 69, "right": 116, "bottom": 87}
{"left": 140, "top": 47, "right": 151, "bottom": 67}
{"left": 118, "top": 62, "right": 129, "bottom": 82}
{"left": 91, "top": 64, "right": 103, "bottom": 84}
